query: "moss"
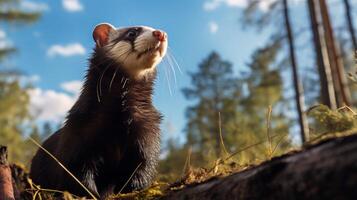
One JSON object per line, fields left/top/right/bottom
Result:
{"left": 110, "top": 182, "right": 168, "bottom": 200}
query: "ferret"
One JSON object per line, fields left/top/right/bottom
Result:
{"left": 30, "top": 22, "right": 167, "bottom": 198}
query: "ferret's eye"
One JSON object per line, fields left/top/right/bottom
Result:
{"left": 126, "top": 30, "right": 137, "bottom": 38}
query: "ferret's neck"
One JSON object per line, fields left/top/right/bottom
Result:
{"left": 66, "top": 48, "right": 156, "bottom": 118}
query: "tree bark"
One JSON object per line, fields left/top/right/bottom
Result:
{"left": 343, "top": 0, "right": 357, "bottom": 52}
{"left": 0, "top": 146, "right": 15, "bottom": 200}
{"left": 319, "top": 0, "right": 352, "bottom": 107}
{"left": 282, "top": 0, "right": 309, "bottom": 143}
{"left": 307, "top": 0, "right": 337, "bottom": 109}
{"left": 160, "top": 134, "right": 357, "bottom": 200}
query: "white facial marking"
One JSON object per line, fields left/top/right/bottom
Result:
{"left": 104, "top": 26, "right": 168, "bottom": 79}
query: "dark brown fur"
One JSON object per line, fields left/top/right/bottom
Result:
{"left": 30, "top": 47, "right": 161, "bottom": 198}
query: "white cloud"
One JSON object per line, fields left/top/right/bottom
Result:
{"left": 0, "top": 29, "right": 12, "bottom": 49}
{"left": 0, "top": 32, "right": 12, "bottom": 49}
{"left": 0, "top": 41, "right": 10, "bottom": 49}
{"left": 203, "top": 0, "right": 301, "bottom": 12}
{"left": 0, "top": 30, "right": 6, "bottom": 39}
{"left": 60, "top": 80, "right": 83, "bottom": 95}
{"left": 20, "top": 1, "right": 49, "bottom": 12}
{"left": 203, "top": 0, "right": 222, "bottom": 11}
{"left": 62, "top": 0, "right": 83, "bottom": 12}
{"left": 47, "top": 43, "right": 86, "bottom": 57}
{"left": 209, "top": 21, "right": 219, "bottom": 34}
{"left": 28, "top": 88, "right": 77, "bottom": 122}
{"left": 204, "top": 0, "right": 247, "bottom": 11}
{"left": 29, "top": 80, "right": 84, "bottom": 122}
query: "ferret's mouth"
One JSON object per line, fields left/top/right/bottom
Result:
{"left": 137, "top": 43, "right": 164, "bottom": 58}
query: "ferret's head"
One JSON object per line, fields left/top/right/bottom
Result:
{"left": 93, "top": 23, "right": 168, "bottom": 78}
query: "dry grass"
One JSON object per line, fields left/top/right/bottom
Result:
{"left": 266, "top": 106, "right": 273, "bottom": 158}
{"left": 218, "top": 112, "right": 229, "bottom": 156}
{"left": 117, "top": 162, "right": 143, "bottom": 194}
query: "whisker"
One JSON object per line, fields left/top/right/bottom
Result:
{"left": 92, "top": 59, "right": 113, "bottom": 103}
{"left": 92, "top": 48, "right": 132, "bottom": 103}
{"left": 107, "top": 48, "right": 133, "bottom": 92}
{"left": 117, "top": 52, "right": 133, "bottom": 90}
{"left": 167, "top": 47, "right": 183, "bottom": 74}
{"left": 96, "top": 59, "right": 117, "bottom": 103}
{"left": 122, "top": 78, "right": 128, "bottom": 89}
{"left": 162, "top": 57, "right": 176, "bottom": 93}
{"left": 163, "top": 61, "right": 173, "bottom": 96}
{"left": 96, "top": 80, "right": 101, "bottom": 102}
{"left": 109, "top": 68, "right": 119, "bottom": 92}
{"left": 99, "top": 64, "right": 111, "bottom": 97}
{"left": 165, "top": 55, "right": 177, "bottom": 86}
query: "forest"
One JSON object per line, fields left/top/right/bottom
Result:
{"left": 0, "top": 0, "right": 357, "bottom": 199}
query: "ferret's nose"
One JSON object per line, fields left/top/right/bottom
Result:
{"left": 153, "top": 30, "right": 166, "bottom": 42}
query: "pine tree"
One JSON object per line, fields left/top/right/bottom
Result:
{"left": 242, "top": 0, "right": 311, "bottom": 143}
{"left": 342, "top": 0, "right": 357, "bottom": 51}
{"left": 0, "top": 0, "right": 41, "bottom": 164}
{"left": 227, "top": 43, "right": 291, "bottom": 163}
{"left": 182, "top": 52, "right": 240, "bottom": 162}
{"left": 0, "top": 78, "right": 32, "bottom": 163}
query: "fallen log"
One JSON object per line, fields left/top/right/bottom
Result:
{"left": 0, "top": 146, "right": 15, "bottom": 200}
{"left": 161, "top": 134, "right": 357, "bottom": 200}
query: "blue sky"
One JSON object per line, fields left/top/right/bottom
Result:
{"left": 1, "top": 0, "right": 356, "bottom": 145}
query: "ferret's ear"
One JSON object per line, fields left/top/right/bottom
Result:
{"left": 93, "top": 23, "right": 115, "bottom": 48}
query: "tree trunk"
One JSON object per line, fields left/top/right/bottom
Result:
{"left": 343, "top": 0, "right": 357, "bottom": 51}
{"left": 282, "top": 0, "right": 309, "bottom": 143}
{"left": 318, "top": 0, "right": 352, "bottom": 107}
{"left": 307, "top": 0, "right": 337, "bottom": 109}
{"left": 160, "top": 134, "right": 357, "bottom": 200}
{"left": 0, "top": 146, "right": 15, "bottom": 200}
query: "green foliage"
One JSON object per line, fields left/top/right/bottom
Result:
{"left": 308, "top": 105, "right": 357, "bottom": 135}
{"left": 225, "top": 43, "right": 291, "bottom": 162}
{"left": 182, "top": 51, "right": 240, "bottom": 161}
{"left": 242, "top": 0, "right": 281, "bottom": 31}
{"left": 0, "top": 78, "right": 34, "bottom": 164}
{"left": 158, "top": 139, "right": 189, "bottom": 180}
{"left": 0, "top": 10, "right": 40, "bottom": 23}
{"left": 0, "top": 0, "right": 41, "bottom": 23}
{"left": 0, "top": 47, "right": 16, "bottom": 61}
